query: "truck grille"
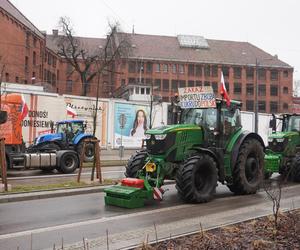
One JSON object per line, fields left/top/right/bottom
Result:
{"left": 146, "top": 133, "right": 176, "bottom": 155}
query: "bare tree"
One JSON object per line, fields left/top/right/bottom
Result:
{"left": 56, "top": 17, "right": 131, "bottom": 136}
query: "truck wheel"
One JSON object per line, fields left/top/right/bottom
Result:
{"left": 175, "top": 154, "right": 217, "bottom": 203}
{"left": 125, "top": 150, "right": 148, "bottom": 177}
{"left": 58, "top": 151, "right": 79, "bottom": 174}
{"left": 77, "top": 141, "right": 95, "bottom": 162}
{"left": 291, "top": 156, "right": 300, "bottom": 182}
{"left": 227, "top": 139, "right": 264, "bottom": 195}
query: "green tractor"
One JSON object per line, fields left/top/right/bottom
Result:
{"left": 265, "top": 114, "right": 300, "bottom": 182}
{"left": 104, "top": 98, "right": 265, "bottom": 208}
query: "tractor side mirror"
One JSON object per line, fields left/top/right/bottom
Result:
{"left": 0, "top": 110, "right": 7, "bottom": 124}
{"left": 269, "top": 114, "right": 277, "bottom": 133}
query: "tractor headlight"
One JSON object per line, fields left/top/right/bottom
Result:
{"left": 145, "top": 134, "right": 151, "bottom": 140}
{"left": 268, "top": 137, "right": 273, "bottom": 143}
{"left": 154, "top": 134, "right": 167, "bottom": 140}
{"left": 276, "top": 138, "right": 285, "bottom": 143}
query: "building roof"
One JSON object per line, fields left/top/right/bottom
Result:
{"left": 0, "top": 0, "right": 45, "bottom": 38}
{"left": 126, "top": 33, "right": 291, "bottom": 68}
{"left": 46, "top": 34, "right": 107, "bottom": 55}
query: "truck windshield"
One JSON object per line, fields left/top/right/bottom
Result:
{"left": 286, "top": 116, "right": 300, "bottom": 132}
{"left": 180, "top": 108, "right": 217, "bottom": 128}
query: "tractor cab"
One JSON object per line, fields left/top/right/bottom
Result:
{"left": 56, "top": 120, "right": 86, "bottom": 143}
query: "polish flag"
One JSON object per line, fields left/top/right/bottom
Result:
{"left": 20, "top": 94, "right": 29, "bottom": 120}
{"left": 220, "top": 71, "right": 231, "bottom": 107}
{"left": 66, "top": 106, "right": 77, "bottom": 118}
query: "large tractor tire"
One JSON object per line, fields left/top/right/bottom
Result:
{"left": 125, "top": 150, "right": 148, "bottom": 178}
{"left": 77, "top": 140, "right": 95, "bottom": 162}
{"left": 290, "top": 156, "right": 300, "bottom": 182}
{"left": 227, "top": 139, "right": 264, "bottom": 195}
{"left": 175, "top": 154, "right": 218, "bottom": 203}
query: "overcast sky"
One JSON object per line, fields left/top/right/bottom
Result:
{"left": 11, "top": 0, "right": 300, "bottom": 81}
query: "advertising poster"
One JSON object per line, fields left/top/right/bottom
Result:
{"left": 114, "top": 102, "right": 149, "bottom": 148}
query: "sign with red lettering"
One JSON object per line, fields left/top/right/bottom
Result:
{"left": 178, "top": 86, "right": 216, "bottom": 109}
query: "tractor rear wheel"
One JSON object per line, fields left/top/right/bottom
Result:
{"left": 290, "top": 156, "right": 300, "bottom": 182}
{"left": 125, "top": 150, "right": 148, "bottom": 178}
{"left": 77, "top": 140, "right": 95, "bottom": 162}
{"left": 227, "top": 139, "right": 264, "bottom": 195}
{"left": 175, "top": 154, "right": 217, "bottom": 203}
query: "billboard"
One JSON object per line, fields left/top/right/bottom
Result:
{"left": 113, "top": 102, "right": 149, "bottom": 148}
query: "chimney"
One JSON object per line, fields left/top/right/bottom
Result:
{"left": 52, "top": 29, "right": 58, "bottom": 36}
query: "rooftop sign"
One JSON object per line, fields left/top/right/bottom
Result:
{"left": 178, "top": 86, "right": 216, "bottom": 109}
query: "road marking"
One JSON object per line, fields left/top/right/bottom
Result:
{"left": 0, "top": 204, "right": 196, "bottom": 240}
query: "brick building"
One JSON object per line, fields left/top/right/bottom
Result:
{"left": 0, "top": 0, "right": 294, "bottom": 113}
{"left": 114, "top": 33, "right": 293, "bottom": 113}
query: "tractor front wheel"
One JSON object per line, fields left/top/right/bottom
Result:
{"left": 175, "top": 154, "right": 218, "bottom": 203}
{"left": 77, "top": 140, "right": 95, "bottom": 162}
{"left": 227, "top": 139, "right": 264, "bottom": 195}
{"left": 125, "top": 150, "right": 148, "bottom": 178}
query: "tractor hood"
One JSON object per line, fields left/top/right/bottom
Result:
{"left": 268, "top": 131, "right": 298, "bottom": 140}
{"left": 146, "top": 124, "right": 201, "bottom": 135}
{"left": 35, "top": 133, "right": 62, "bottom": 145}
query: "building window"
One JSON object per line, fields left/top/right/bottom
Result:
{"left": 270, "top": 102, "right": 278, "bottom": 113}
{"left": 270, "top": 85, "right": 278, "bottom": 96}
{"left": 155, "top": 63, "right": 161, "bottom": 72}
{"left": 128, "top": 78, "right": 135, "bottom": 84}
{"left": 195, "top": 65, "right": 202, "bottom": 76}
{"left": 48, "top": 54, "right": 52, "bottom": 65}
{"left": 225, "top": 82, "right": 230, "bottom": 93}
{"left": 258, "top": 84, "right": 266, "bottom": 96}
{"left": 283, "top": 86, "right": 289, "bottom": 94}
{"left": 32, "top": 72, "right": 36, "bottom": 83}
{"left": 283, "top": 70, "right": 289, "bottom": 78}
{"left": 128, "top": 61, "right": 136, "bottom": 73}
{"left": 179, "top": 64, "right": 184, "bottom": 74}
{"left": 246, "top": 100, "right": 254, "bottom": 111}
{"left": 85, "top": 83, "right": 91, "bottom": 94}
{"left": 66, "top": 80, "right": 73, "bottom": 92}
{"left": 211, "top": 66, "right": 218, "bottom": 77}
{"left": 33, "top": 51, "right": 36, "bottom": 65}
{"left": 246, "top": 83, "right": 254, "bottom": 96}
{"left": 163, "top": 79, "right": 169, "bottom": 91}
{"left": 121, "top": 79, "right": 126, "bottom": 86}
{"left": 211, "top": 82, "right": 218, "bottom": 93}
{"left": 135, "top": 87, "right": 139, "bottom": 94}
{"left": 271, "top": 70, "right": 278, "bottom": 81}
{"left": 195, "top": 81, "right": 202, "bottom": 86}
{"left": 233, "top": 67, "right": 242, "bottom": 79}
{"left": 246, "top": 67, "right": 254, "bottom": 79}
{"left": 45, "top": 52, "right": 48, "bottom": 63}
{"left": 146, "top": 62, "right": 153, "bottom": 73}
{"left": 5, "top": 73, "right": 9, "bottom": 82}
{"left": 258, "top": 101, "right": 266, "bottom": 112}
{"left": 171, "top": 80, "right": 178, "bottom": 91}
{"left": 141, "top": 87, "right": 145, "bottom": 94}
{"left": 15, "top": 76, "right": 19, "bottom": 83}
{"left": 155, "top": 79, "right": 161, "bottom": 91}
{"left": 258, "top": 68, "right": 266, "bottom": 80}
{"left": 234, "top": 82, "right": 242, "bottom": 94}
{"left": 188, "top": 80, "right": 194, "bottom": 87}
{"left": 283, "top": 103, "right": 289, "bottom": 110}
{"left": 188, "top": 64, "right": 194, "bottom": 76}
{"left": 163, "top": 64, "right": 168, "bottom": 73}
{"left": 25, "top": 56, "right": 29, "bottom": 72}
{"left": 222, "top": 66, "right": 229, "bottom": 77}
{"left": 204, "top": 65, "right": 211, "bottom": 77}
{"left": 146, "top": 88, "right": 150, "bottom": 95}
{"left": 33, "top": 37, "right": 37, "bottom": 47}
{"left": 26, "top": 32, "right": 30, "bottom": 47}
{"left": 204, "top": 81, "right": 210, "bottom": 86}
{"left": 179, "top": 80, "right": 186, "bottom": 88}
{"left": 172, "top": 64, "right": 177, "bottom": 73}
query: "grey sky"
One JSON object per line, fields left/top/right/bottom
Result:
{"left": 11, "top": 0, "right": 300, "bottom": 80}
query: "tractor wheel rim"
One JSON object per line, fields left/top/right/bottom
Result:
{"left": 245, "top": 157, "right": 258, "bottom": 183}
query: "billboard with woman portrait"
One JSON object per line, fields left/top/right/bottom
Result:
{"left": 113, "top": 102, "right": 149, "bottom": 148}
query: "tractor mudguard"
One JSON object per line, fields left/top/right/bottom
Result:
{"left": 73, "top": 133, "right": 94, "bottom": 145}
{"left": 230, "top": 131, "right": 265, "bottom": 168}
{"left": 189, "top": 147, "right": 225, "bottom": 182}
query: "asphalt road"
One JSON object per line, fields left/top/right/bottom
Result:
{"left": 1, "top": 182, "right": 300, "bottom": 250}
